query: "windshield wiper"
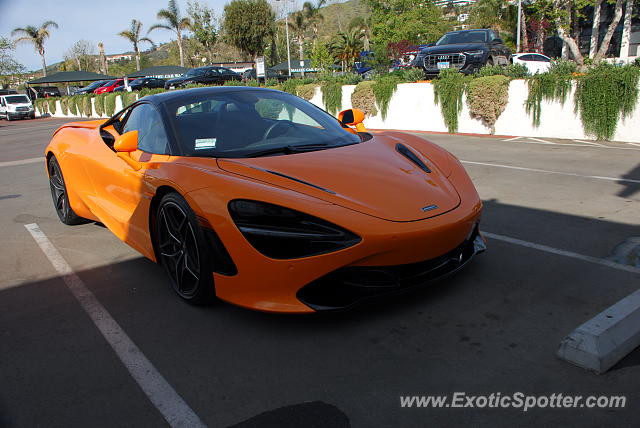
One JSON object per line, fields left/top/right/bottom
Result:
{"left": 245, "top": 143, "right": 333, "bottom": 158}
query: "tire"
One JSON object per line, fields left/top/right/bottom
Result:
{"left": 48, "top": 155, "right": 88, "bottom": 225}
{"left": 486, "top": 57, "right": 495, "bottom": 67}
{"left": 155, "top": 192, "right": 215, "bottom": 305}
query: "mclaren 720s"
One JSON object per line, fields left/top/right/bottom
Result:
{"left": 45, "top": 86, "right": 485, "bottom": 313}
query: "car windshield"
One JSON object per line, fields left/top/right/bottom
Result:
{"left": 5, "top": 95, "right": 30, "bottom": 104}
{"left": 437, "top": 31, "right": 487, "bottom": 45}
{"left": 185, "top": 68, "right": 207, "bottom": 77}
{"left": 130, "top": 79, "right": 144, "bottom": 85}
{"left": 104, "top": 80, "right": 118, "bottom": 86}
{"left": 167, "top": 89, "right": 361, "bottom": 158}
{"left": 85, "top": 81, "right": 104, "bottom": 89}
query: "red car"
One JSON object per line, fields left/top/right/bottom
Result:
{"left": 94, "top": 79, "right": 125, "bottom": 94}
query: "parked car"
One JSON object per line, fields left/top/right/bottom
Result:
{"left": 413, "top": 29, "right": 512, "bottom": 76}
{"left": 242, "top": 68, "right": 288, "bottom": 82}
{"left": 164, "top": 67, "right": 242, "bottom": 89}
{"left": 129, "top": 77, "right": 167, "bottom": 91}
{"left": 44, "top": 86, "right": 485, "bottom": 311}
{"left": 29, "top": 86, "right": 61, "bottom": 99}
{"left": 0, "top": 89, "right": 18, "bottom": 96}
{"left": 0, "top": 94, "right": 35, "bottom": 120}
{"left": 94, "top": 79, "right": 125, "bottom": 94}
{"left": 74, "top": 80, "right": 109, "bottom": 95}
{"left": 511, "top": 53, "right": 551, "bottom": 74}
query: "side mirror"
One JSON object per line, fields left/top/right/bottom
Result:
{"left": 338, "top": 108, "right": 367, "bottom": 133}
{"left": 114, "top": 130, "right": 138, "bottom": 152}
{"left": 114, "top": 131, "right": 141, "bottom": 170}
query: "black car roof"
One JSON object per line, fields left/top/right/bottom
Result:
{"left": 142, "top": 86, "right": 281, "bottom": 105}
{"left": 445, "top": 29, "right": 490, "bottom": 34}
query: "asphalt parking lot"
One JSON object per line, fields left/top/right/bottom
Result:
{"left": 1, "top": 117, "right": 639, "bottom": 428}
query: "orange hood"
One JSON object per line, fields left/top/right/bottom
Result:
{"left": 217, "top": 135, "right": 461, "bottom": 222}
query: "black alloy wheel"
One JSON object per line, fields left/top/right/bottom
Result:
{"left": 48, "top": 155, "right": 87, "bottom": 225}
{"left": 156, "top": 193, "right": 215, "bottom": 304}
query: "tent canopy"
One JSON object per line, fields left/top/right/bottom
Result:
{"left": 271, "top": 60, "right": 319, "bottom": 73}
{"left": 126, "top": 66, "right": 188, "bottom": 78}
{"left": 28, "top": 71, "right": 115, "bottom": 84}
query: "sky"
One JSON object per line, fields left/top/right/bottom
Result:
{"left": 0, "top": 0, "right": 299, "bottom": 72}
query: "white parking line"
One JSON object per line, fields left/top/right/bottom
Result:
{"left": 528, "top": 137, "right": 554, "bottom": 144}
{"left": 461, "top": 160, "right": 640, "bottom": 185}
{"left": 484, "top": 231, "right": 640, "bottom": 275}
{"left": 502, "top": 136, "right": 523, "bottom": 142}
{"left": 0, "top": 157, "right": 43, "bottom": 168}
{"left": 24, "top": 223, "right": 207, "bottom": 428}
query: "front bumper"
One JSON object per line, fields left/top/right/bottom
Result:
{"left": 7, "top": 111, "right": 34, "bottom": 119}
{"left": 297, "top": 225, "right": 485, "bottom": 310}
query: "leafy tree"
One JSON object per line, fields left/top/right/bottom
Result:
{"left": 223, "top": 0, "right": 275, "bottom": 60}
{"left": 188, "top": 1, "right": 218, "bottom": 63}
{"left": 11, "top": 21, "right": 58, "bottom": 76}
{"left": 468, "top": 0, "right": 517, "bottom": 32}
{"left": 149, "top": 0, "right": 191, "bottom": 67}
{"left": 310, "top": 42, "right": 333, "bottom": 70}
{"left": 63, "top": 40, "right": 96, "bottom": 71}
{"left": 0, "top": 37, "right": 25, "bottom": 88}
{"left": 118, "top": 20, "right": 154, "bottom": 71}
{"left": 288, "top": 11, "right": 310, "bottom": 75}
{"left": 303, "top": 0, "right": 327, "bottom": 46}
{"left": 330, "top": 28, "right": 364, "bottom": 71}
{"left": 365, "top": 0, "right": 449, "bottom": 46}
{"left": 349, "top": 16, "right": 372, "bottom": 51}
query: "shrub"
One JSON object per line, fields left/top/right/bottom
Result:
{"left": 525, "top": 69, "right": 573, "bottom": 127}
{"left": 265, "top": 78, "right": 279, "bottom": 87}
{"left": 223, "top": 80, "right": 244, "bottom": 86}
{"left": 548, "top": 59, "right": 577, "bottom": 75}
{"left": 399, "top": 67, "right": 426, "bottom": 83}
{"left": 280, "top": 78, "right": 314, "bottom": 94}
{"left": 477, "top": 63, "right": 529, "bottom": 79}
{"left": 433, "top": 68, "right": 469, "bottom": 133}
{"left": 60, "top": 97, "right": 68, "bottom": 115}
{"left": 351, "top": 81, "right": 378, "bottom": 117}
{"left": 47, "top": 97, "right": 58, "bottom": 114}
{"left": 139, "top": 88, "right": 165, "bottom": 99}
{"left": 105, "top": 93, "right": 117, "bottom": 116}
{"left": 81, "top": 96, "right": 92, "bottom": 117}
{"left": 321, "top": 81, "right": 342, "bottom": 115}
{"left": 68, "top": 96, "right": 78, "bottom": 116}
{"left": 371, "top": 74, "right": 402, "bottom": 120}
{"left": 35, "top": 98, "right": 47, "bottom": 114}
{"left": 94, "top": 93, "right": 105, "bottom": 116}
{"left": 121, "top": 92, "right": 137, "bottom": 108}
{"left": 574, "top": 64, "right": 640, "bottom": 140}
{"left": 467, "top": 75, "right": 510, "bottom": 133}
{"left": 296, "top": 83, "right": 319, "bottom": 100}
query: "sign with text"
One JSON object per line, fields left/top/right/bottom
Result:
{"left": 256, "top": 57, "right": 266, "bottom": 78}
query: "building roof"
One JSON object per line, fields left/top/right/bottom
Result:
{"left": 126, "top": 65, "right": 189, "bottom": 78}
{"left": 28, "top": 71, "right": 115, "bottom": 84}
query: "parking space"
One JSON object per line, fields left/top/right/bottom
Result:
{"left": 1, "top": 120, "right": 639, "bottom": 427}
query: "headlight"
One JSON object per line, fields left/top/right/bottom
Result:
{"left": 464, "top": 50, "right": 484, "bottom": 57}
{"left": 228, "top": 199, "right": 361, "bottom": 259}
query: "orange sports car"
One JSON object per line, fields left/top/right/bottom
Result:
{"left": 45, "top": 87, "right": 485, "bottom": 313}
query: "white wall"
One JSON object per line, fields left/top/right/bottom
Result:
{"left": 38, "top": 83, "right": 640, "bottom": 143}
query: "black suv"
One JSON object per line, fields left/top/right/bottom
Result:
{"left": 414, "top": 29, "right": 511, "bottom": 76}
{"left": 164, "top": 67, "right": 241, "bottom": 89}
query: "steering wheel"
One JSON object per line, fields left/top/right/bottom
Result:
{"left": 263, "top": 120, "right": 294, "bottom": 140}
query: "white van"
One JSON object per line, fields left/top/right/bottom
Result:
{"left": 0, "top": 94, "right": 36, "bottom": 121}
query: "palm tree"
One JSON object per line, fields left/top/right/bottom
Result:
{"left": 330, "top": 29, "right": 363, "bottom": 72}
{"left": 288, "top": 11, "right": 310, "bottom": 76}
{"left": 348, "top": 16, "right": 371, "bottom": 52}
{"left": 118, "top": 20, "right": 154, "bottom": 71}
{"left": 12, "top": 21, "right": 58, "bottom": 77}
{"left": 303, "top": 0, "right": 326, "bottom": 45}
{"left": 149, "top": 0, "right": 191, "bottom": 67}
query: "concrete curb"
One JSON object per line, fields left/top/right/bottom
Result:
{"left": 558, "top": 288, "right": 640, "bottom": 374}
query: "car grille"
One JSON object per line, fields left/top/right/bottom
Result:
{"left": 424, "top": 53, "right": 466, "bottom": 70}
{"left": 15, "top": 106, "right": 29, "bottom": 111}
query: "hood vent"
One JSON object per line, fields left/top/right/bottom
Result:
{"left": 395, "top": 143, "right": 431, "bottom": 174}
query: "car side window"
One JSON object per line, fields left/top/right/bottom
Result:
{"left": 122, "top": 104, "right": 169, "bottom": 155}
